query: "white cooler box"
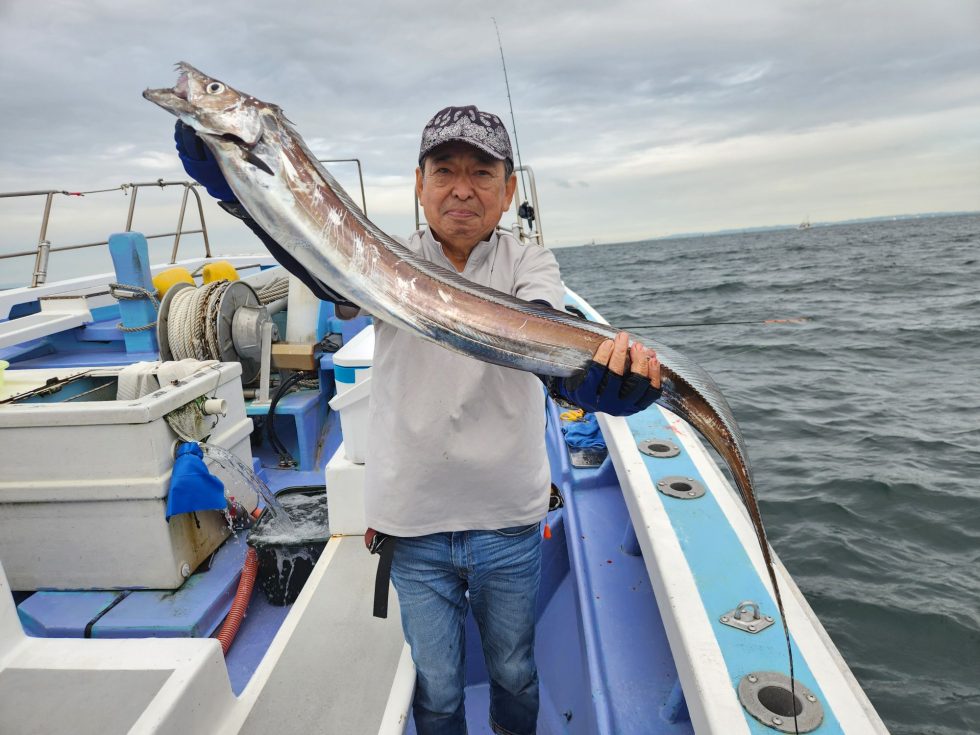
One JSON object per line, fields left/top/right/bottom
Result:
{"left": 0, "top": 362, "right": 255, "bottom": 590}
{"left": 328, "top": 325, "right": 374, "bottom": 464}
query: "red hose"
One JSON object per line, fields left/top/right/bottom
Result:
{"left": 215, "top": 507, "right": 263, "bottom": 655}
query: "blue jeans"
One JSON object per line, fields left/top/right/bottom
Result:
{"left": 391, "top": 524, "right": 542, "bottom": 735}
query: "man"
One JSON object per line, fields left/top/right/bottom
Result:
{"left": 175, "top": 105, "right": 661, "bottom": 735}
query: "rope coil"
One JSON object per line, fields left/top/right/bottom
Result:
{"left": 109, "top": 282, "right": 159, "bottom": 333}
{"left": 167, "top": 281, "right": 233, "bottom": 360}
{"left": 163, "top": 277, "right": 287, "bottom": 358}
{"left": 256, "top": 277, "right": 289, "bottom": 304}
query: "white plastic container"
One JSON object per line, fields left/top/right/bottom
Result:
{"left": 328, "top": 325, "right": 374, "bottom": 464}
{"left": 0, "top": 362, "right": 255, "bottom": 590}
{"left": 324, "top": 443, "right": 366, "bottom": 535}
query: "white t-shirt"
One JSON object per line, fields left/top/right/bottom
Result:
{"left": 363, "top": 227, "right": 566, "bottom": 536}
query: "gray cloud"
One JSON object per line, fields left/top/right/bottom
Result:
{"left": 0, "top": 0, "right": 977, "bottom": 261}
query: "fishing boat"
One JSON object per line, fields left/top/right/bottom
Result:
{"left": 798, "top": 218, "right": 812, "bottom": 230}
{"left": 0, "top": 169, "right": 888, "bottom": 734}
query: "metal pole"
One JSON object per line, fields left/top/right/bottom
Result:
{"left": 318, "top": 158, "right": 368, "bottom": 215}
{"left": 125, "top": 186, "right": 139, "bottom": 231}
{"left": 0, "top": 189, "right": 58, "bottom": 198}
{"left": 188, "top": 186, "right": 212, "bottom": 257}
{"left": 254, "top": 321, "right": 274, "bottom": 405}
{"left": 31, "top": 242, "right": 51, "bottom": 288}
{"left": 30, "top": 192, "right": 55, "bottom": 287}
{"left": 171, "top": 184, "right": 192, "bottom": 263}
{"left": 354, "top": 159, "right": 367, "bottom": 216}
{"left": 524, "top": 165, "right": 544, "bottom": 247}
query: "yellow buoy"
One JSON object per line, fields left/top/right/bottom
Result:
{"left": 202, "top": 261, "right": 240, "bottom": 284}
{"left": 152, "top": 267, "right": 195, "bottom": 298}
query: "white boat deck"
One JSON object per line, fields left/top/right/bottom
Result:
{"left": 236, "top": 537, "right": 411, "bottom": 735}
{"left": 0, "top": 297, "right": 92, "bottom": 351}
{"left": 0, "top": 537, "right": 413, "bottom": 735}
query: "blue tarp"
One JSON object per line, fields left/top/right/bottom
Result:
{"left": 166, "top": 442, "right": 226, "bottom": 519}
{"left": 562, "top": 412, "right": 606, "bottom": 450}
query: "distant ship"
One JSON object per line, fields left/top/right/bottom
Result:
{"left": 798, "top": 216, "right": 812, "bottom": 230}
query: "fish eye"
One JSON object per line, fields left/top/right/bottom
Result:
{"left": 206, "top": 82, "right": 225, "bottom": 94}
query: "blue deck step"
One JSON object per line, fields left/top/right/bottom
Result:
{"left": 247, "top": 388, "right": 329, "bottom": 471}
{"left": 18, "top": 591, "right": 123, "bottom": 638}
{"left": 17, "top": 534, "right": 248, "bottom": 639}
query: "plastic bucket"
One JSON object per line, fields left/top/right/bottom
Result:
{"left": 247, "top": 485, "right": 329, "bottom": 606}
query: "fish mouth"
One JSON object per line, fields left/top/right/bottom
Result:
{"left": 143, "top": 62, "right": 265, "bottom": 159}
{"left": 141, "top": 63, "right": 198, "bottom": 114}
{"left": 173, "top": 70, "right": 189, "bottom": 101}
{"left": 142, "top": 85, "right": 188, "bottom": 114}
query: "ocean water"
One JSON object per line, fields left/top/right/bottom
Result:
{"left": 554, "top": 214, "right": 980, "bottom": 735}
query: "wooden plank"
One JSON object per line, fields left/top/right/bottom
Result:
{"left": 271, "top": 343, "right": 317, "bottom": 371}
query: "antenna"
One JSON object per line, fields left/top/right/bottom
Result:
{"left": 492, "top": 17, "right": 535, "bottom": 232}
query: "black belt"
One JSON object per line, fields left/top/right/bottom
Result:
{"left": 367, "top": 531, "right": 395, "bottom": 619}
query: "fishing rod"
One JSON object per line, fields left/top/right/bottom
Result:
{"left": 626, "top": 317, "right": 810, "bottom": 330}
{"left": 491, "top": 17, "right": 535, "bottom": 232}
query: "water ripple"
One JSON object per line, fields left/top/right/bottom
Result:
{"left": 555, "top": 213, "right": 980, "bottom": 735}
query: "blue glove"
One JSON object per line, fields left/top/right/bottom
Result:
{"left": 555, "top": 361, "right": 662, "bottom": 417}
{"left": 174, "top": 121, "right": 237, "bottom": 202}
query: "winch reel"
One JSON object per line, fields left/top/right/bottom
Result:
{"left": 157, "top": 281, "right": 279, "bottom": 384}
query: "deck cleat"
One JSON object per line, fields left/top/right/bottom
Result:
{"left": 720, "top": 600, "right": 776, "bottom": 634}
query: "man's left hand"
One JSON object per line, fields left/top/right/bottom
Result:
{"left": 556, "top": 332, "right": 662, "bottom": 416}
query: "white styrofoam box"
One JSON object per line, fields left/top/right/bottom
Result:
{"left": 331, "top": 325, "right": 375, "bottom": 463}
{"left": 0, "top": 362, "right": 255, "bottom": 590}
{"left": 325, "top": 443, "right": 366, "bottom": 535}
{"left": 328, "top": 378, "right": 371, "bottom": 464}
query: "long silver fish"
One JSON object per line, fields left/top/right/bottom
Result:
{"left": 144, "top": 63, "right": 793, "bottom": 676}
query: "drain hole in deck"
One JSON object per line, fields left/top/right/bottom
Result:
{"left": 757, "top": 686, "right": 802, "bottom": 718}
{"left": 670, "top": 481, "right": 692, "bottom": 493}
{"left": 649, "top": 443, "right": 671, "bottom": 453}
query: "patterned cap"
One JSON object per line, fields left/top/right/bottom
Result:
{"left": 418, "top": 106, "right": 513, "bottom": 167}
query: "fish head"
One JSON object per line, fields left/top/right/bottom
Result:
{"left": 143, "top": 62, "right": 267, "bottom": 148}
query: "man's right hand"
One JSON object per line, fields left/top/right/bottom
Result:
{"left": 556, "top": 332, "right": 662, "bottom": 416}
{"left": 174, "top": 121, "right": 237, "bottom": 202}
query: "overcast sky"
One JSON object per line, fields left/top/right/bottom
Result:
{"left": 1, "top": 0, "right": 978, "bottom": 277}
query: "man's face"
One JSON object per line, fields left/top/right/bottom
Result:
{"left": 416, "top": 141, "right": 517, "bottom": 251}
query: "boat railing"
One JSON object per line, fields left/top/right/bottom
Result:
{"left": 507, "top": 165, "right": 545, "bottom": 247}
{"left": 0, "top": 180, "right": 212, "bottom": 288}
{"left": 319, "top": 158, "right": 369, "bottom": 217}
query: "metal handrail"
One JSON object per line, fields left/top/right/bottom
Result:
{"left": 0, "top": 180, "right": 212, "bottom": 287}
{"left": 508, "top": 165, "right": 544, "bottom": 247}
{"left": 318, "top": 158, "right": 368, "bottom": 216}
